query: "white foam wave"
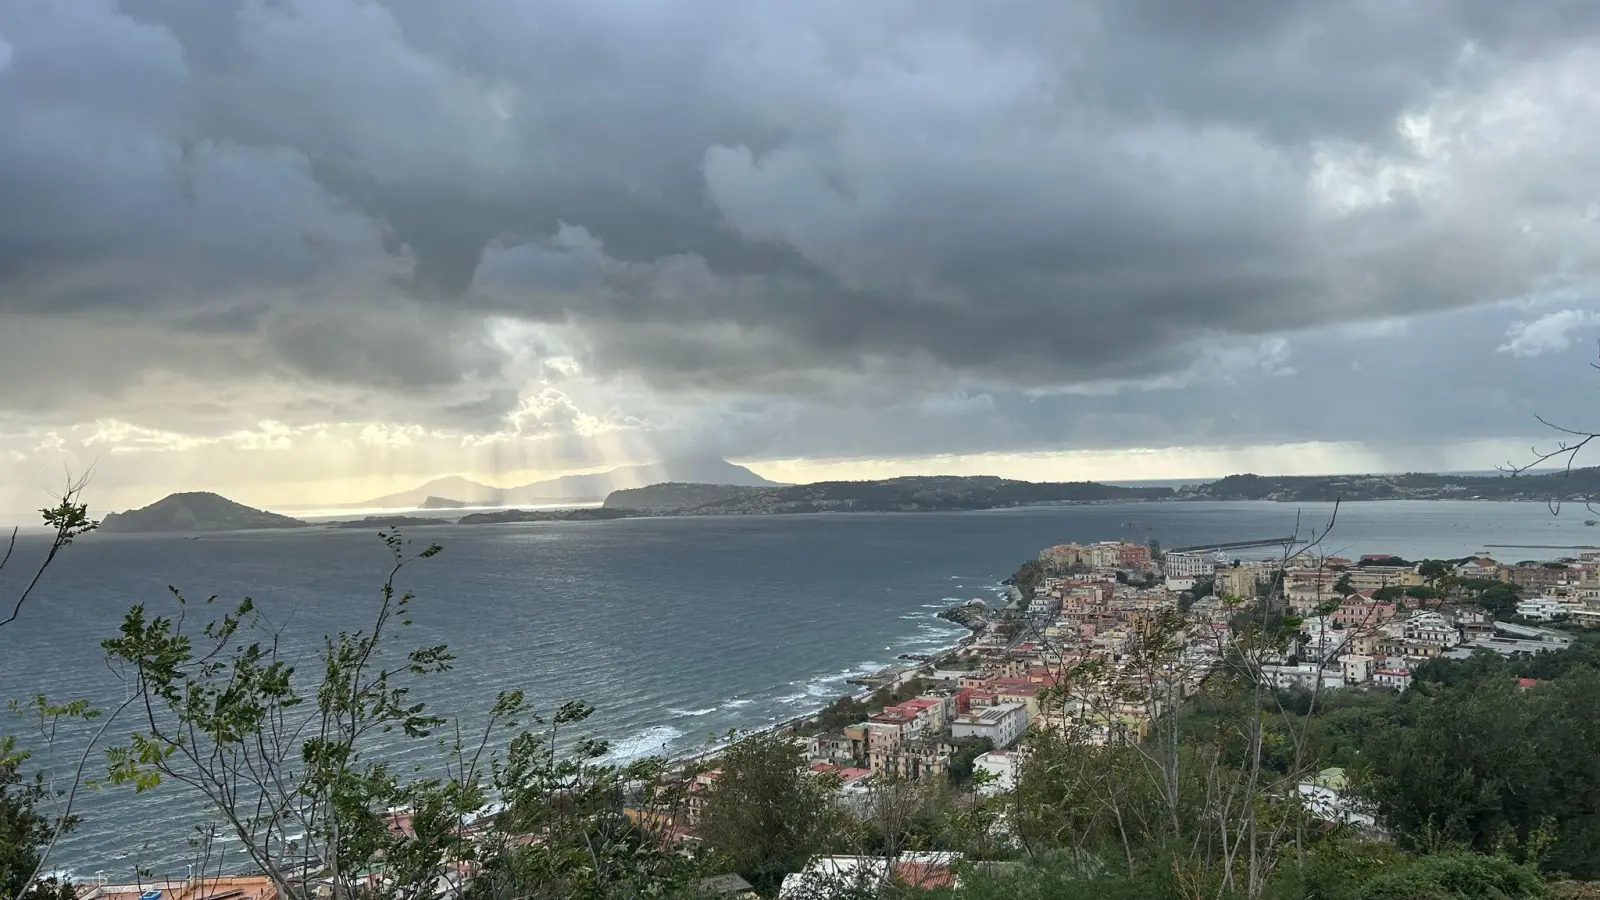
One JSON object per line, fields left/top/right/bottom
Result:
{"left": 669, "top": 707, "right": 718, "bottom": 717}
{"left": 722, "top": 698, "right": 754, "bottom": 709}
{"left": 604, "top": 725, "right": 684, "bottom": 762}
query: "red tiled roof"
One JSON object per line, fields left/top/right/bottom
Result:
{"left": 893, "top": 861, "right": 959, "bottom": 889}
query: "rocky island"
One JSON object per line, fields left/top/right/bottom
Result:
{"left": 418, "top": 496, "right": 472, "bottom": 510}
{"left": 100, "top": 492, "right": 309, "bottom": 534}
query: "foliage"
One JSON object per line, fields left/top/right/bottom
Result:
{"left": 1356, "top": 853, "right": 1547, "bottom": 900}
{"left": 0, "top": 739, "right": 76, "bottom": 900}
{"left": 0, "top": 479, "right": 99, "bottom": 900}
{"left": 466, "top": 702, "right": 696, "bottom": 900}
{"left": 99, "top": 533, "right": 525, "bottom": 899}
{"left": 945, "top": 737, "right": 993, "bottom": 787}
{"left": 1006, "top": 560, "right": 1047, "bottom": 598}
{"left": 695, "top": 732, "right": 843, "bottom": 895}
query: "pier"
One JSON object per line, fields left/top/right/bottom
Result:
{"left": 1168, "top": 536, "right": 1300, "bottom": 554}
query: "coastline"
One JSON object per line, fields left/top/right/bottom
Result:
{"left": 663, "top": 611, "right": 982, "bottom": 769}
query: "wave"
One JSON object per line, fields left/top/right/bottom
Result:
{"left": 722, "top": 698, "right": 754, "bottom": 709}
{"left": 603, "top": 725, "right": 684, "bottom": 762}
{"left": 669, "top": 707, "right": 718, "bottom": 717}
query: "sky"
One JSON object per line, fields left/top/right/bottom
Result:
{"left": 5, "top": 0, "right": 1600, "bottom": 514}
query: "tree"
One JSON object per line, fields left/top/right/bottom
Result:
{"left": 100, "top": 532, "right": 524, "bottom": 899}
{"left": 695, "top": 732, "right": 841, "bottom": 895}
{"left": 1334, "top": 573, "right": 1355, "bottom": 596}
{"left": 0, "top": 740, "right": 75, "bottom": 900}
{"left": 1, "top": 479, "right": 98, "bottom": 900}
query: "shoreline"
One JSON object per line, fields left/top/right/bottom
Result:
{"left": 664, "top": 613, "right": 982, "bottom": 770}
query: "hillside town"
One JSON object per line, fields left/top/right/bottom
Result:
{"left": 659, "top": 538, "right": 1588, "bottom": 887}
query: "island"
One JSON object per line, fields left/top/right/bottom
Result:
{"left": 418, "top": 496, "right": 472, "bottom": 510}
{"left": 455, "top": 507, "right": 638, "bottom": 525}
{"left": 325, "top": 515, "right": 450, "bottom": 529}
{"left": 603, "top": 475, "right": 1173, "bottom": 514}
{"left": 100, "top": 492, "right": 309, "bottom": 534}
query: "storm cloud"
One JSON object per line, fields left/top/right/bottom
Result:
{"left": 4, "top": 0, "right": 1600, "bottom": 505}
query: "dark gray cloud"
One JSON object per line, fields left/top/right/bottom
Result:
{"left": 3, "top": 0, "right": 1600, "bottom": 465}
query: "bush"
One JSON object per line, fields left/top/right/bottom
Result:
{"left": 1358, "top": 854, "right": 1547, "bottom": 900}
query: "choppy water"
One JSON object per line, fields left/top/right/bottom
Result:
{"left": 0, "top": 500, "right": 1590, "bottom": 877}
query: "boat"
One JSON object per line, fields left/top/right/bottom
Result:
{"left": 1586, "top": 520, "right": 1597, "bottom": 527}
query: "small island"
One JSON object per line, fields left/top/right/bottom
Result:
{"left": 100, "top": 492, "right": 309, "bottom": 534}
{"left": 456, "top": 507, "right": 638, "bottom": 525}
{"left": 418, "top": 496, "right": 472, "bottom": 510}
{"left": 325, "top": 515, "right": 450, "bottom": 529}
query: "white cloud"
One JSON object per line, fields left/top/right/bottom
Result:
{"left": 1498, "top": 309, "right": 1599, "bottom": 358}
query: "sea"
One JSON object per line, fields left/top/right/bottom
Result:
{"left": 0, "top": 499, "right": 1595, "bottom": 877}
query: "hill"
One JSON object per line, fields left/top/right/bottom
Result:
{"left": 1186, "top": 468, "right": 1600, "bottom": 502}
{"left": 358, "top": 456, "right": 779, "bottom": 508}
{"left": 602, "top": 482, "right": 758, "bottom": 510}
{"left": 604, "top": 475, "right": 1173, "bottom": 514}
{"left": 100, "top": 492, "right": 309, "bottom": 533}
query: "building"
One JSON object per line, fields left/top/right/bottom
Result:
{"left": 1402, "top": 611, "right": 1459, "bottom": 647}
{"left": 951, "top": 702, "right": 1029, "bottom": 748}
{"left": 780, "top": 853, "right": 962, "bottom": 898}
{"left": 973, "top": 750, "right": 1020, "bottom": 796}
{"left": 1260, "top": 663, "right": 1345, "bottom": 692}
{"left": 1340, "top": 565, "right": 1424, "bottom": 592}
{"left": 1165, "top": 551, "right": 1214, "bottom": 578}
{"left": 1298, "top": 767, "right": 1377, "bottom": 830}
{"left": 1117, "top": 542, "right": 1153, "bottom": 570}
{"left": 1216, "top": 565, "right": 1256, "bottom": 601}
{"left": 1505, "top": 563, "right": 1571, "bottom": 592}
{"left": 1517, "top": 597, "right": 1565, "bottom": 621}
{"left": 1339, "top": 654, "right": 1373, "bottom": 684}
{"left": 1373, "top": 667, "right": 1412, "bottom": 691}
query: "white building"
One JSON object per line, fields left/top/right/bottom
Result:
{"left": 1165, "top": 552, "right": 1214, "bottom": 578}
{"left": 1259, "top": 663, "right": 1345, "bottom": 692}
{"left": 1298, "top": 768, "right": 1378, "bottom": 830}
{"left": 780, "top": 852, "right": 963, "bottom": 899}
{"left": 1402, "top": 611, "right": 1460, "bottom": 647}
{"left": 1373, "top": 667, "right": 1412, "bottom": 691}
{"left": 951, "top": 702, "right": 1029, "bottom": 748}
{"left": 1339, "top": 654, "right": 1373, "bottom": 684}
{"left": 1517, "top": 597, "right": 1565, "bottom": 621}
{"left": 973, "top": 750, "right": 1020, "bottom": 796}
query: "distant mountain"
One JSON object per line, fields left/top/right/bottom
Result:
{"left": 101, "top": 492, "right": 308, "bottom": 534}
{"left": 358, "top": 457, "right": 780, "bottom": 508}
{"left": 604, "top": 475, "right": 1173, "bottom": 514}
{"left": 359, "top": 476, "right": 503, "bottom": 509}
